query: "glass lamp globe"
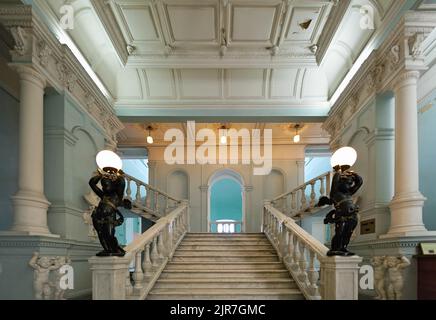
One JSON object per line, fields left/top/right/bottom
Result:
{"left": 147, "top": 135, "right": 154, "bottom": 144}
{"left": 96, "top": 150, "right": 122, "bottom": 172}
{"left": 331, "top": 147, "right": 357, "bottom": 169}
{"left": 220, "top": 134, "right": 227, "bottom": 145}
{"left": 293, "top": 134, "right": 301, "bottom": 143}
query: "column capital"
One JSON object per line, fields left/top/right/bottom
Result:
{"left": 392, "top": 70, "right": 420, "bottom": 92}
{"left": 10, "top": 64, "right": 46, "bottom": 89}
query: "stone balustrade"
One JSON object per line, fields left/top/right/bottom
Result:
{"left": 89, "top": 201, "right": 189, "bottom": 300}
{"left": 270, "top": 172, "right": 332, "bottom": 218}
{"left": 263, "top": 203, "right": 362, "bottom": 300}
{"left": 124, "top": 173, "right": 182, "bottom": 220}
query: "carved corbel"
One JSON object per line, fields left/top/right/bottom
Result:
{"left": 9, "top": 26, "right": 29, "bottom": 56}
{"left": 407, "top": 32, "right": 425, "bottom": 60}
{"left": 37, "top": 40, "right": 52, "bottom": 66}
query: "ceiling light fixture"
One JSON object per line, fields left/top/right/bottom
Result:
{"left": 146, "top": 125, "right": 154, "bottom": 144}
{"left": 293, "top": 124, "right": 301, "bottom": 143}
{"left": 219, "top": 125, "right": 228, "bottom": 145}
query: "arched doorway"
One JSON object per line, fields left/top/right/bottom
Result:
{"left": 207, "top": 169, "right": 245, "bottom": 233}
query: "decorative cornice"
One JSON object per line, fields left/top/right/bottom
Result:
{"left": 0, "top": 5, "right": 124, "bottom": 145}
{"left": 323, "top": 10, "right": 436, "bottom": 145}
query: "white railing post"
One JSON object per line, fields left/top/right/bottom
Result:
{"left": 132, "top": 251, "right": 144, "bottom": 291}
{"left": 142, "top": 243, "right": 153, "bottom": 278}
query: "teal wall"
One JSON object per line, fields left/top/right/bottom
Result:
{"left": 210, "top": 179, "right": 242, "bottom": 232}
{"left": 418, "top": 91, "right": 436, "bottom": 231}
{"left": 44, "top": 92, "right": 106, "bottom": 241}
{"left": 0, "top": 87, "right": 18, "bottom": 231}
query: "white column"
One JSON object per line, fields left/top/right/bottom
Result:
{"left": 9, "top": 66, "right": 52, "bottom": 236}
{"left": 384, "top": 71, "right": 434, "bottom": 238}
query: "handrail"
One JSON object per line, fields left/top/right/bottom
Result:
{"left": 270, "top": 171, "right": 332, "bottom": 218}
{"left": 263, "top": 203, "right": 361, "bottom": 300}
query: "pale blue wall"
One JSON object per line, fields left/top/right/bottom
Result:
{"left": 418, "top": 91, "right": 436, "bottom": 231}
{"left": 305, "top": 157, "right": 331, "bottom": 181}
{"left": 210, "top": 179, "right": 242, "bottom": 232}
{"left": 44, "top": 92, "right": 106, "bottom": 241}
{"left": 0, "top": 87, "right": 18, "bottom": 231}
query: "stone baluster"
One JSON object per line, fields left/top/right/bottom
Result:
{"left": 166, "top": 222, "right": 173, "bottom": 258}
{"left": 310, "top": 182, "right": 316, "bottom": 208}
{"left": 292, "top": 235, "right": 301, "bottom": 273}
{"left": 142, "top": 243, "right": 153, "bottom": 277}
{"left": 320, "top": 177, "right": 325, "bottom": 197}
{"left": 301, "top": 186, "right": 307, "bottom": 211}
{"left": 132, "top": 251, "right": 144, "bottom": 290}
{"left": 135, "top": 182, "right": 141, "bottom": 205}
{"left": 298, "top": 242, "right": 308, "bottom": 285}
{"left": 286, "top": 229, "right": 294, "bottom": 268}
{"left": 326, "top": 172, "right": 331, "bottom": 195}
{"left": 125, "top": 178, "right": 132, "bottom": 201}
{"left": 291, "top": 192, "right": 296, "bottom": 214}
{"left": 154, "top": 192, "right": 159, "bottom": 214}
{"left": 157, "top": 231, "right": 165, "bottom": 260}
{"left": 308, "top": 251, "right": 320, "bottom": 298}
{"left": 125, "top": 267, "right": 133, "bottom": 297}
{"left": 165, "top": 197, "right": 170, "bottom": 214}
{"left": 145, "top": 186, "right": 151, "bottom": 208}
{"left": 151, "top": 237, "right": 159, "bottom": 268}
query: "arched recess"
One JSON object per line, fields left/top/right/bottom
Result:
{"left": 264, "top": 168, "right": 286, "bottom": 200}
{"left": 167, "top": 169, "right": 189, "bottom": 201}
{"left": 207, "top": 169, "right": 246, "bottom": 233}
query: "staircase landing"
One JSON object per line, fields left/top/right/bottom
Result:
{"left": 147, "top": 233, "right": 303, "bottom": 300}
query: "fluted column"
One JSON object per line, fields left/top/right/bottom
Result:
{"left": 9, "top": 66, "right": 52, "bottom": 236}
{"left": 384, "top": 71, "right": 433, "bottom": 238}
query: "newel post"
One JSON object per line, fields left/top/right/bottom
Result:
{"left": 89, "top": 256, "right": 131, "bottom": 300}
{"left": 321, "top": 256, "right": 362, "bottom": 300}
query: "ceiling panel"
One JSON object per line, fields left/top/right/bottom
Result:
{"left": 167, "top": 5, "right": 217, "bottom": 41}
{"left": 226, "top": 69, "right": 265, "bottom": 99}
{"left": 285, "top": 7, "right": 322, "bottom": 42}
{"left": 144, "top": 69, "right": 176, "bottom": 99}
{"left": 270, "top": 68, "right": 299, "bottom": 99}
{"left": 121, "top": 6, "right": 159, "bottom": 41}
{"left": 178, "top": 69, "right": 222, "bottom": 98}
{"left": 231, "top": 6, "right": 277, "bottom": 41}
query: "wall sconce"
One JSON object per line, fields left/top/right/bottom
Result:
{"left": 293, "top": 124, "right": 301, "bottom": 143}
{"left": 146, "top": 125, "right": 154, "bottom": 144}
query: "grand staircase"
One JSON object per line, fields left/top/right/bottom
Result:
{"left": 147, "top": 233, "right": 304, "bottom": 300}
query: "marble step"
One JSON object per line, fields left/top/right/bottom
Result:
{"left": 181, "top": 240, "right": 271, "bottom": 245}
{"left": 171, "top": 255, "right": 279, "bottom": 262}
{"left": 173, "top": 249, "right": 277, "bottom": 256}
{"left": 165, "top": 261, "right": 286, "bottom": 270}
{"left": 147, "top": 288, "right": 304, "bottom": 300}
{"left": 153, "top": 278, "right": 297, "bottom": 289}
{"left": 178, "top": 244, "right": 274, "bottom": 250}
{"left": 159, "top": 270, "right": 291, "bottom": 279}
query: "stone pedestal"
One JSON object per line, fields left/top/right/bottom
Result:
{"left": 89, "top": 256, "right": 131, "bottom": 300}
{"left": 322, "top": 256, "right": 363, "bottom": 300}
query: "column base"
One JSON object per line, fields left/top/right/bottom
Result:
{"left": 384, "top": 192, "right": 428, "bottom": 237}
{"left": 9, "top": 191, "right": 54, "bottom": 236}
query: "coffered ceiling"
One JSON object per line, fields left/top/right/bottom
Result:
{"left": 21, "top": 0, "right": 407, "bottom": 123}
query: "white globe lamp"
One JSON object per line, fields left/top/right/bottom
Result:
{"left": 96, "top": 150, "right": 122, "bottom": 172}
{"left": 330, "top": 147, "right": 357, "bottom": 171}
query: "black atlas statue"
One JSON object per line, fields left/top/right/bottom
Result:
{"left": 318, "top": 147, "right": 363, "bottom": 256}
{"left": 89, "top": 150, "right": 132, "bottom": 257}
